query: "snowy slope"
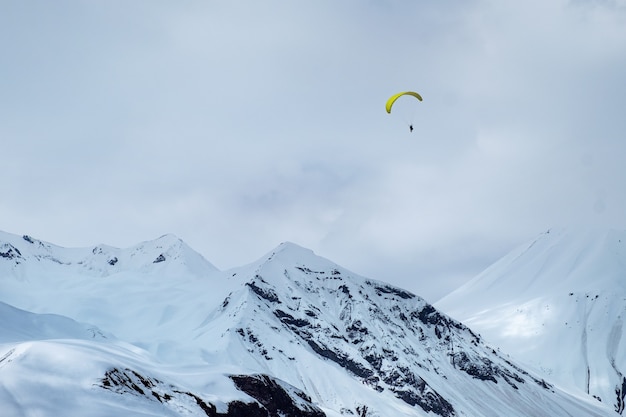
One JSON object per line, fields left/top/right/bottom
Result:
{"left": 0, "top": 231, "right": 227, "bottom": 357}
{"left": 0, "top": 300, "right": 326, "bottom": 416}
{"left": 0, "top": 231, "right": 616, "bottom": 416}
{"left": 436, "top": 228, "right": 626, "bottom": 414}
{"left": 0, "top": 300, "right": 111, "bottom": 343}
{"left": 1, "top": 336, "right": 324, "bottom": 417}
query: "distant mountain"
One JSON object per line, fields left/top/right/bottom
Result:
{"left": 0, "top": 231, "right": 218, "bottom": 279}
{"left": 0, "top": 231, "right": 615, "bottom": 416}
{"left": 436, "top": 228, "right": 626, "bottom": 414}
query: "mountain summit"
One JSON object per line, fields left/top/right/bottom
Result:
{"left": 0, "top": 231, "right": 615, "bottom": 416}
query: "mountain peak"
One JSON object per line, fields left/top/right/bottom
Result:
{"left": 268, "top": 241, "right": 317, "bottom": 261}
{"left": 151, "top": 233, "right": 187, "bottom": 248}
{"left": 247, "top": 241, "right": 342, "bottom": 281}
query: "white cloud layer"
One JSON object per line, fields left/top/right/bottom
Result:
{"left": 2, "top": 0, "right": 625, "bottom": 301}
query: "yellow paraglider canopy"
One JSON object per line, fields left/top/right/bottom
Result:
{"left": 385, "top": 91, "right": 423, "bottom": 114}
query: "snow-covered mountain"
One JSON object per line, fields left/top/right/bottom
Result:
{"left": 0, "top": 300, "right": 323, "bottom": 417}
{"left": 436, "top": 228, "right": 626, "bottom": 415}
{"left": 0, "top": 231, "right": 615, "bottom": 416}
{"left": 1, "top": 232, "right": 217, "bottom": 280}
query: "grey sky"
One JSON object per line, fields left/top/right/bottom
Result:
{"left": 2, "top": 0, "right": 625, "bottom": 302}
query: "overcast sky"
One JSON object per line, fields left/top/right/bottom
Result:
{"left": 2, "top": 0, "right": 625, "bottom": 302}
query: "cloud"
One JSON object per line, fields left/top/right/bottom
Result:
{"left": 1, "top": 0, "right": 625, "bottom": 302}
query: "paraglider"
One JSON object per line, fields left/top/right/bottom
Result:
{"left": 386, "top": 91, "right": 422, "bottom": 132}
{"left": 385, "top": 91, "right": 423, "bottom": 113}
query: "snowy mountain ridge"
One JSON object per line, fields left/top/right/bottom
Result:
{"left": 0, "top": 231, "right": 218, "bottom": 280}
{"left": 0, "top": 230, "right": 616, "bottom": 416}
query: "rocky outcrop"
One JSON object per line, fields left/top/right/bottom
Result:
{"left": 99, "top": 368, "right": 325, "bottom": 417}
{"left": 230, "top": 374, "right": 326, "bottom": 417}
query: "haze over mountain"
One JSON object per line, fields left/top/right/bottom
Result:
{"left": 436, "top": 228, "right": 626, "bottom": 414}
{"left": 0, "top": 230, "right": 616, "bottom": 416}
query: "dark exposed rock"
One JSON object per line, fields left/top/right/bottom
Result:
{"left": 274, "top": 309, "right": 310, "bottom": 327}
{"left": 452, "top": 352, "right": 498, "bottom": 383}
{"left": 99, "top": 368, "right": 324, "bottom": 417}
{"left": 178, "top": 390, "right": 217, "bottom": 415}
{"left": 247, "top": 281, "right": 281, "bottom": 303}
{"left": 338, "top": 285, "right": 351, "bottom": 297}
{"left": 452, "top": 351, "right": 527, "bottom": 390}
{"left": 176, "top": 391, "right": 268, "bottom": 417}
{"left": 382, "top": 365, "right": 419, "bottom": 388}
{"left": 225, "top": 400, "right": 266, "bottom": 417}
{"left": 393, "top": 386, "right": 455, "bottom": 417}
{"left": 304, "top": 338, "right": 374, "bottom": 380}
{"left": 415, "top": 304, "right": 447, "bottom": 326}
{"left": 380, "top": 366, "right": 455, "bottom": 416}
{"left": 414, "top": 305, "right": 470, "bottom": 337}
{"left": 366, "top": 281, "right": 415, "bottom": 300}
{"left": 153, "top": 254, "right": 166, "bottom": 263}
{"left": 237, "top": 328, "right": 272, "bottom": 360}
{"left": 100, "top": 368, "right": 160, "bottom": 397}
{"left": 363, "top": 352, "right": 383, "bottom": 370}
{"left": 346, "top": 320, "right": 369, "bottom": 338}
{"left": 230, "top": 374, "right": 326, "bottom": 417}
{"left": 616, "top": 376, "right": 626, "bottom": 414}
{"left": 0, "top": 244, "right": 22, "bottom": 260}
